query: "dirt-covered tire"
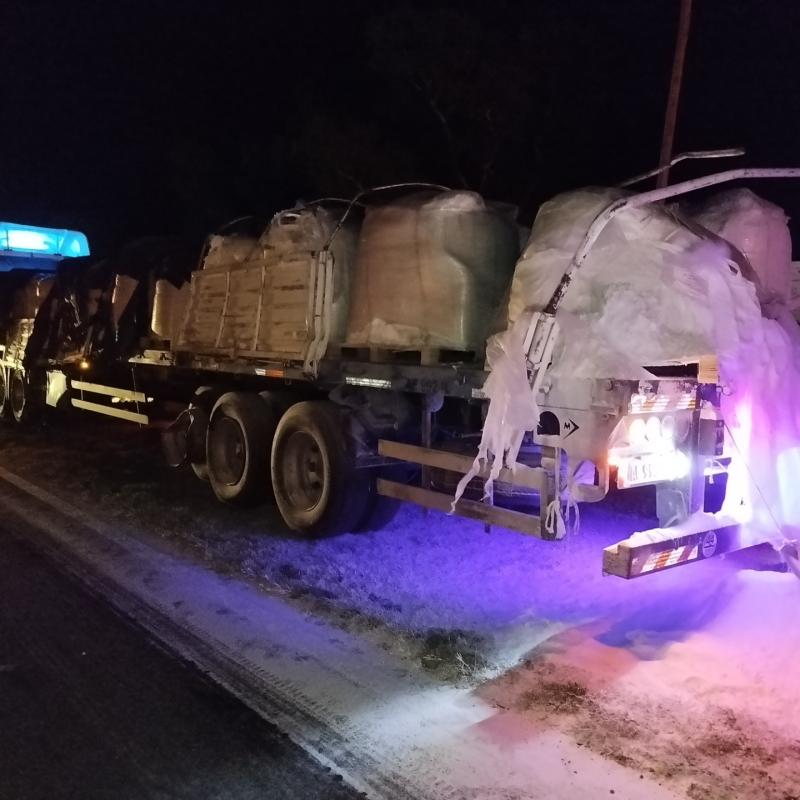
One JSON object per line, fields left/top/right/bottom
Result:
{"left": 9, "top": 368, "right": 42, "bottom": 424}
{"left": 187, "top": 387, "right": 222, "bottom": 482}
{"left": 190, "top": 461, "right": 210, "bottom": 481}
{"left": 182, "top": 402, "right": 208, "bottom": 476}
{"left": 271, "top": 401, "right": 370, "bottom": 536}
{"left": 206, "top": 391, "right": 276, "bottom": 505}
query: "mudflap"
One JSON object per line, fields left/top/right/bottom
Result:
{"left": 161, "top": 409, "right": 191, "bottom": 468}
{"left": 603, "top": 524, "right": 741, "bottom": 579}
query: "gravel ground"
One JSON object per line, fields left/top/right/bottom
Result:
{"left": 2, "top": 412, "right": 798, "bottom": 800}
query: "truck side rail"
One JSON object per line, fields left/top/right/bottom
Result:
{"left": 376, "top": 440, "right": 557, "bottom": 540}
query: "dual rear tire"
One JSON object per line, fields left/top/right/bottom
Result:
{"left": 0, "top": 367, "right": 43, "bottom": 424}
{"left": 206, "top": 392, "right": 276, "bottom": 506}
{"left": 271, "top": 401, "right": 372, "bottom": 536}
{"left": 199, "top": 393, "right": 380, "bottom": 536}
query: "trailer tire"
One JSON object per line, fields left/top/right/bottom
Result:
{"left": 188, "top": 387, "right": 223, "bottom": 482}
{"left": 0, "top": 366, "right": 9, "bottom": 419}
{"left": 207, "top": 392, "right": 276, "bottom": 506}
{"left": 187, "top": 405, "right": 212, "bottom": 481}
{"left": 191, "top": 462, "right": 210, "bottom": 482}
{"left": 271, "top": 401, "right": 370, "bottom": 536}
{"left": 9, "top": 369, "right": 42, "bottom": 424}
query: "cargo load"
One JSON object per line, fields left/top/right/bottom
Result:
{"left": 3, "top": 274, "right": 55, "bottom": 364}
{"left": 5, "top": 162, "right": 799, "bottom": 584}
{"left": 475, "top": 180, "right": 800, "bottom": 555}
{"left": 694, "top": 188, "right": 792, "bottom": 305}
{"left": 176, "top": 205, "right": 358, "bottom": 359}
{"left": 509, "top": 188, "right": 724, "bottom": 378}
{"left": 346, "top": 191, "right": 519, "bottom": 353}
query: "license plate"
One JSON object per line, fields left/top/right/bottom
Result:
{"left": 617, "top": 454, "right": 674, "bottom": 488}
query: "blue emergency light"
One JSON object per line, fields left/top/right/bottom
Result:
{"left": 0, "top": 221, "right": 90, "bottom": 259}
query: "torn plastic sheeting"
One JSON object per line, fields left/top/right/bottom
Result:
{"left": 508, "top": 188, "right": 623, "bottom": 324}
{"left": 695, "top": 188, "right": 792, "bottom": 305}
{"left": 625, "top": 511, "right": 741, "bottom": 547}
{"left": 511, "top": 189, "right": 722, "bottom": 379}
{"left": 453, "top": 312, "right": 539, "bottom": 505}
{"left": 202, "top": 235, "right": 261, "bottom": 270}
{"left": 463, "top": 186, "right": 800, "bottom": 549}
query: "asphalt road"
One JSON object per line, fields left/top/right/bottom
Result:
{"left": 0, "top": 521, "right": 361, "bottom": 800}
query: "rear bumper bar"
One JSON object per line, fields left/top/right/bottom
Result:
{"left": 603, "top": 524, "right": 741, "bottom": 578}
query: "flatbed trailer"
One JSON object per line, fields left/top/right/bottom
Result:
{"left": 52, "top": 340, "right": 713, "bottom": 544}
{"left": 2, "top": 166, "right": 798, "bottom": 579}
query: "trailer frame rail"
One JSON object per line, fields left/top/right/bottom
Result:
{"left": 376, "top": 440, "right": 556, "bottom": 540}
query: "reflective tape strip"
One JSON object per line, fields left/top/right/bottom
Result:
{"left": 640, "top": 543, "right": 700, "bottom": 574}
{"left": 629, "top": 393, "right": 697, "bottom": 413}
{"left": 72, "top": 398, "right": 149, "bottom": 425}
{"left": 72, "top": 380, "right": 147, "bottom": 403}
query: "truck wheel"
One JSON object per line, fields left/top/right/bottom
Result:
{"left": 271, "top": 401, "right": 370, "bottom": 536}
{"left": 0, "top": 366, "right": 8, "bottom": 419}
{"left": 186, "top": 405, "right": 211, "bottom": 481}
{"left": 189, "top": 386, "right": 222, "bottom": 482}
{"left": 9, "top": 369, "right": 42, "bottom": 424}
{"left": 191, "top": 462, "right": 210, "bottom": 481}
{"left": 207, "top": 392, "right": 276, "bottom": 505}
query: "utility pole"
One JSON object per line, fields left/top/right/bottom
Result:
{"left": 657, "top": 0, "right": 693, "bottom": 188}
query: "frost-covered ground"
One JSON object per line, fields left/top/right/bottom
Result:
{"left": 2, "top": 415, "right": 798, "bottom": 799}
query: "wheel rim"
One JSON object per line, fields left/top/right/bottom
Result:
{"left": 10, "top": 372, "right": 25, "bottom": 418}
{"left": 208, "top": 416, "right": 247, "bottom": 485}
{"left": 282, "top": 430, "right": 326, "bottom": 511}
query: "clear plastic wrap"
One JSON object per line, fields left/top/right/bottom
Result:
{"left": 182, "top": 206, "right": 359, "bottom": 354}
{"left": 346, "top": 191, "right": 519, "bottom": 351}
{"left": 474, "top": 186, "right": 800, "bottom": 547}
{"left": 695, "top": 188, "right": 792, "bottom": 304}
{"left": 509, "top": 188, "right": 712, "bottom": 378}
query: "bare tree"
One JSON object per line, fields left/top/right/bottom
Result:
{"left": 367, "top": 4, "right": 538, "bottom": 194}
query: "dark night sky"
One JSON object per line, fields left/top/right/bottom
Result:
{"left": 2, "top": 0, "right": 800, "bottom": 255}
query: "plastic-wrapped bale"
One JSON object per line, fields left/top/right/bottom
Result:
{"left": 177, "top": 205, "right": 358, "bottom": 357}
{"left": 262, "top": 206, "right": 358, "bottom": 344}
{"left": 262, "top": 207, "right": 335, "bottom": 253}
{"left": 481, "top": 186, "right": 800, "bottom": 550}
{"left": 346, "top": 191, "right": 519, "bottom": 354}
{"left": 508, "top": 188, "right": 622, "bottom": 323}
{"left": 202, "top": 235, "right": 260, "bottom": 271}
{"left": 694, "top": 189, "right": 792, "bottom": 305}
{"left": 111, "top": 274, "right": 139, "bottom": 330}
{"left": 507, "top": 187, "right": 726, "bottom": 378}
{"left": 4, "top": 273, "right": 56, "bottom": 363}
{"left": 151, "top": 279, "right": 190, "bottom": 342}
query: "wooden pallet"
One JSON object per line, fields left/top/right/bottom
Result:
{"left": 330, "top": 344, "right": 477, "bottom": 366}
